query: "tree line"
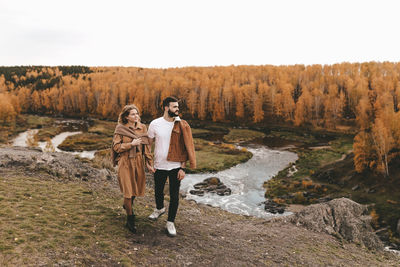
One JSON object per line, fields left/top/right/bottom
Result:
{"left": 1, "top": 62, "right": 399, "bottom": 176}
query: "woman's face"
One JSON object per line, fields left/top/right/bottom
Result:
{"left": 127, "top": 109, "right": 140, "bottom": 123}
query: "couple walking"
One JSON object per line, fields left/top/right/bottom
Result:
{"left": 112, "top": 96, "right": 196, "bottom": 237}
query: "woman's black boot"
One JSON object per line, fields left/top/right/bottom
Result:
{"left": 126, "top": 214, "right": 137, "bottom": 233}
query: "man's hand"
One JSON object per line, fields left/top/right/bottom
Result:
{"left": 177, "top": 169, "right": 185, "bottom": 180}
{"left": 146, "top": 162, "right": 156, "bottom": 173}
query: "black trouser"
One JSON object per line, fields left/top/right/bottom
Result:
{"left": 154, "top": 168, "right": 181, "bottom": 222}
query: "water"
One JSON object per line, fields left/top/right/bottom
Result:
{"left": 384, "top": 246, "right": 400, "bottom": 255}
{"left": 12, "top": 130, "right": 96, "bottom": 159}
{"left": 12, "top": 129, "right": 39, "bottom": 147}
{"left": 38, "top": 131, "right": 81, "bottom": 152}
{"left": 181, "top": 145, "right": 298, "bottom": 218}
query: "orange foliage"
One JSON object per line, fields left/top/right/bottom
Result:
{"left": 2, "top": 62, "right": 400, "bottom": 175}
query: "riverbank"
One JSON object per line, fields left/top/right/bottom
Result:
{"left": 0, "top": 147, "right": 398, "bottom": 266}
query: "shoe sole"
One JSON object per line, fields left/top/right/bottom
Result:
{"left": 165, "top": 228, "right": 176, "bottom": 237}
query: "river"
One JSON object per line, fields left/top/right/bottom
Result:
{"left": 12, "top": 129, "right": 96, "bottom": 159}
{"left": 181, "top": 144, "right": 298, "bottom": 218}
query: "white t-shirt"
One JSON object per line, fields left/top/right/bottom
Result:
{"left": 147, "top": 116, "right": 182, "bottom": 170}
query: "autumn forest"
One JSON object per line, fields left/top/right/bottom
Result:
{"left": 1, "top": 62, "right": 400, "bottom": 176}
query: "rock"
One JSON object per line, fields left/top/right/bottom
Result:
{"left": 36, "top": 153, "right": 55, "bottom": 163}
{"left": 365, "top": 188, "right": 376, "bottom": 194}
{"left": 204, "top": 185, "right": 218, "bottom": 192}
{"left": 191, "top": 177, "right": 231, "bottom": 197}
{"left": 375, "top": 227, "right": 390, "bottom": 243}
{"left": 302, "top": 191, "right": 317, "bottom": 198}
{"left": 98, "top": 169, "right": 114, "bottom": 180}
{"left": 204, "top": 177, "right": 221, "bottom": 185}
{"left": 316, "top": 197, "right": 332, "bottom": 203}
{"left": 389, "top": 243, "right": 400, "bottom": 250}
{"left": 351, "top": 185, "right": 360, "bottom": 191}
{"left": 193, "top": 182, "right": 207, "bottom": 189}
{"left": 216, "top": 188, "right": 231, "bottom": 196}
{"left": 289, "top": 198, "right": 384, "bottom": 250}
{"left": 263, "top": 199, "right": 286, "bottom": 214}
{"left": 189, "top": 190, "right": 204, "bottom": 196}
{"left": 397, "top": 219, "right": 400, "bottom": 235}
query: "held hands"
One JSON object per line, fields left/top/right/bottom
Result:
{"left": 131, "top": 138, "right": 142, "bottom": 146}
{"left": 146, "top": 162, "right": 156, "bottom": 173}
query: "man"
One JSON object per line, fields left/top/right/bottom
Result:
{"left": 147, "top": 96, "right": 196, "bottom": 237}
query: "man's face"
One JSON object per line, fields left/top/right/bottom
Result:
{"left": 167, "top": 102, "right": 179, "bottom": 117}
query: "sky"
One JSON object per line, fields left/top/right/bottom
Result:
{"left": 1, "top": 0, "right": 400, "bottom": 68}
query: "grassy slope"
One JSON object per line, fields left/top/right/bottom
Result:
{"left": 223, "top": 128, "right": 266, "bottom": 143}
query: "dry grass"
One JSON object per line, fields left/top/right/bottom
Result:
{"left": 190, "top": 138, "right": 252, "bottom": 173}
{"left": 58, "top": 133, "right": 112, "bottom": 151}
{"left": 0, "top": 173, "right": 161, "bottom": 266}
{"left": 223, "top": 128, "right": 266, "bottom": 143}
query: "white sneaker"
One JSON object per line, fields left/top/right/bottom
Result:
{"left": 166, "top": 221, "right": 176, "bottom": 237}
{"left": 148, "top": 207, "right": 165, "bottom": 220}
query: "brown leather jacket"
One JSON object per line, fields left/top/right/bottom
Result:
{"left": 166, "top": 120, "right": 196, "bottom": 169}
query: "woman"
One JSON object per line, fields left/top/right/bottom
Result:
{"left": 112, "top": 104, "right": 154, "bottom": 233}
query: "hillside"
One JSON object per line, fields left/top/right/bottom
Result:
{"left": 0, "top": 147, "right": 399, "bottom": 266}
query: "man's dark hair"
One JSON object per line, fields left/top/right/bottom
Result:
{"left": 162, "top": 96, "right": 178, "bottom": 109}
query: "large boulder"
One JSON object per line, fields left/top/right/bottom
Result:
{"left": 289, "top": 198, "right": 383, "bottom": 250}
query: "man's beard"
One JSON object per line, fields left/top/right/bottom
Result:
{"left": 168, "top": 110, "right": 179, "bottom": 117}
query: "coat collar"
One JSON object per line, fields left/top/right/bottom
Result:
{"left": 127, "top": 122, "right": 143, "bottom": 130}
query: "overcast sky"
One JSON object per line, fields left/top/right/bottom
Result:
{"left": 1, "top": 0, "right": 399, "bottom": 68}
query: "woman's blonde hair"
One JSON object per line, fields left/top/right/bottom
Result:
{"left": 118, "top": 104, "right": 140, "bottom": 124}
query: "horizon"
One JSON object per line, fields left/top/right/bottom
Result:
{"left": 1, "top": 60, "right": 400, "bottom": 69}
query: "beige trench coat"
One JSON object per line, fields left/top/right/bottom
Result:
{"left": 112, "top": 122, "right": 152, "bottom": 198}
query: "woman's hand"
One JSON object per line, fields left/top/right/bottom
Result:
{"left": 131, "top": 138, "right": 142, "bottom": 146}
